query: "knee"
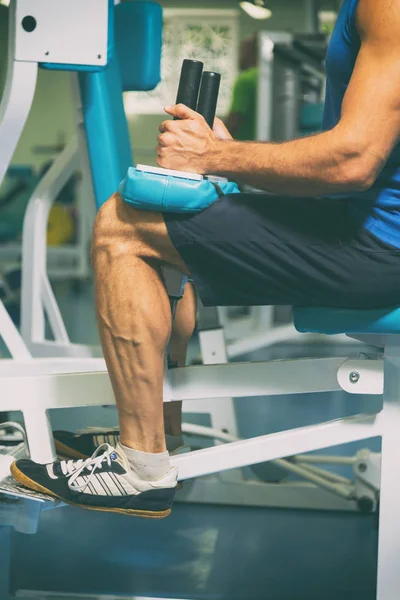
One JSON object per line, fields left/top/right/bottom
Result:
{"left": 91, "top": 193, "right": 141, "bottom": 264}
{"left": 92, "top": 193, "right": 119, "bottom": 253}
{"left": 91, "top": 192, "right": 176, "bottom": 270}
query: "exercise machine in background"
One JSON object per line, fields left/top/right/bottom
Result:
{"left": 0, "top": 7, "right": 94, "bottom": 309}
{"left": 218, "top": 30, "right": 328, "bottom": 355}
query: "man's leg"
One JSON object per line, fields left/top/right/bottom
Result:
{"left": 50, "top": 219, "right": 196, "bottom": 461}
{"left": 13, "top": 191, "right": 374, "bottom": 516}
{"left": 164, "top": 282, "right": 197, "bottom": 441}
{"left": 92, "top": 193, "right": 194, "bottom": 454}
{"left": 10, "top": 193, "right": 196, "bottom": 516}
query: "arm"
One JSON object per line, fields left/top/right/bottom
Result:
{"left": 158, "top": 0, "right": 400, "bottom": 197}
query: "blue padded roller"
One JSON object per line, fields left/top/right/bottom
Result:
{"left": 120, "top": 168, "right": 240, "bottom": 213}
{"left": 293, "top": 305, "right": 400, "bottom": 335}
{"left": 40, "top": 0, "right": 114, "bottom": 72}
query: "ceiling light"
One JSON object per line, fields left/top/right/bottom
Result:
{"left": 0, "top": 0, "right": 10, "bottom": 6}
{"left": 240, "top": 1, "right": 272, "bottom": 20}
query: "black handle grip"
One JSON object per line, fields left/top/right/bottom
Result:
{"left": 197, "top": 71, "right": 221, "bottom": 129}
{"left": 174, "top": 59, "right": 204, "bottom": 119}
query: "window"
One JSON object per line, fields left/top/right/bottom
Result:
{"left": 124, "top": 9, "right": 239, "bottom": 116}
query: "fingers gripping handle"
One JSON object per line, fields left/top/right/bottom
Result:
{"left": 173, "top": 60, "right": 221, "bottom": 130}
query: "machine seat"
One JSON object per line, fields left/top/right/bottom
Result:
{"left": 293, "top": 305, "right": 400, "bottom": 335}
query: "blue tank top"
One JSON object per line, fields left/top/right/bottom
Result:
{"left": 323, "top": 0, "right": 400, "bottom": 248}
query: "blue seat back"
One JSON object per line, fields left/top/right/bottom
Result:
{"left": 115, "top": 2, "right": 163, "bottom": 92}
{"left": 293, "top": 305, "right": 400, "bottom": 335}
{"left": 78, "top": 1, "right": 163, "bottom": 209}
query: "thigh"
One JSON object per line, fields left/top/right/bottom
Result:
{"left": 163, "top": 193, "right": 400, "bottom": 308}
{"left": 165, "top": 193, "right": 349, "bottom": 247}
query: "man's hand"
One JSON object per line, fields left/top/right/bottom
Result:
{"left": 157, "top": 104, "right": 218, "bottom": 173}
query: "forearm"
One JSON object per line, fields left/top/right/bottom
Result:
{"left": 206, "top": 127, "right": 376, "bottom": 197}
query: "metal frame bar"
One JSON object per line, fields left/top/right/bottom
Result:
{"left": 376, "top": 336, "right": 400, "bottom": 599}
{"left": 0, "top": 0, "right": 38, "bottom": 188}
{"left": 0, "top": 300, "right": 31, "bottom": 359}
{"left": 172, "top": 414, "right": 381, "bottom": 481}
{"left": 20, "top": 136, "right": 79, "bottom": 349}
{"left": 0, "top": 356, "right": 382, "bottom": 466}
{"left": 226, "top": 323, "right": 358, "bottom": 359}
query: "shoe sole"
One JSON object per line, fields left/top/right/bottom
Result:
{"left": 10, "top": 463, "right": 172, "bottom": 519}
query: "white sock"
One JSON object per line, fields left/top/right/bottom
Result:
{"left": 165, "top": 434, "right": 185, "bottom": 453}
{"left": 119, "top": 442, "right": 171, "bottom": 482}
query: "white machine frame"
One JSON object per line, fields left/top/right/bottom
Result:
{"left": 0, "top": 0, "right": 105, "bottom": 361}
{"left": 0, "top": 348, "right": 384, "bottom": 480}
{"left": 0, "top": 336, "right": 395, "bottom": 600}
{"left": 20, "top": 132, "right": 99, "bottom": 358}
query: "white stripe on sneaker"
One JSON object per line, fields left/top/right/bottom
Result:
{"left": 46, "top": 464, "right": 58, "bottom": 480}
{"left": 103, "top": 472, "right": 121, "bottom": 495}
{"left": 110, "top": 471, "right": 128, "bottom": 496}
{"left": 94, "top": 473, "right": 112, "bottom": 496}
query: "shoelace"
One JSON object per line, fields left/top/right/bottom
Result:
{"left": 64, "top": 444, "right": 117, "bottom": 493}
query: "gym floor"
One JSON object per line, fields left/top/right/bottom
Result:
{"left": 0, "top": 282, "right": 381, "bottom": 600}
{"left": 1, "top": 501, "right": 378, "bottom": 600}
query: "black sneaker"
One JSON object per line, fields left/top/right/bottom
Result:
{"left": 53, "top": 428, "right": 120, "bottom": 459}
{"left": 53, "top": 428, "right": 190, "bottom": 459}
{"left": 11, "top": 444, "right": 177, "bottom": 518}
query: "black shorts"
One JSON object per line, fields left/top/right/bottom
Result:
{"left": 164, "top": 193, "right": 400, "bottom": 309}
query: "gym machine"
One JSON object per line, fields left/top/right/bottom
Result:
{"left": 0, "top": 5, "right": 398, "bottom": 598}
{"left": 1, "top": 52, "right": 381, "bottom": 521}
{"left": 257, "top": 31, "right": 327, "bottom": 142}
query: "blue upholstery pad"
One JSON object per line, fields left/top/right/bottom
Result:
{"left": 293, "top": 306, "right": 400, "bottom": 335}
{"left": 40, "top": 0, "right": 114, "bottom": 72}
{"left": 115, "top": 2, "right": 162, "bottom": 91}
{"left": 78, "top": 57, "right": 132, "bottom": 209}
{"left": 120, "top": 168, "right": 240, "bottom": 213}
